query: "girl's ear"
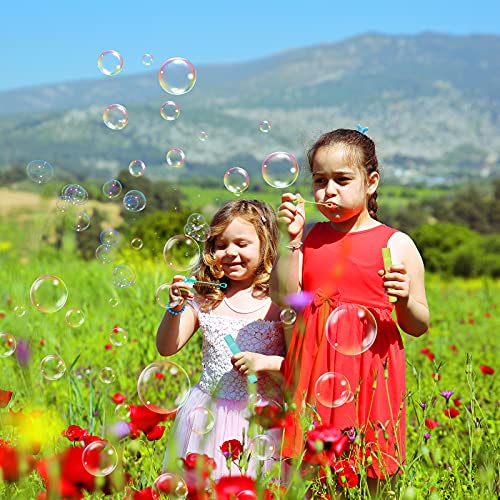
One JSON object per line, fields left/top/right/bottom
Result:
{"left": 366, "top": 171, "right": 379, "bottom": 195}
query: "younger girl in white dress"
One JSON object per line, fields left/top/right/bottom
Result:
{"left": 157, "top": 199, "right": 285, "bottom": 479}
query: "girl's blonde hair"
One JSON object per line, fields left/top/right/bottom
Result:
{"left": 192, "top": 199, "right": 279, "bottom": 310}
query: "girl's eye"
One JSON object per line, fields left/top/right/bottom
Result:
{"left": 313, "top": 178, "right": 326, "bottom": 185}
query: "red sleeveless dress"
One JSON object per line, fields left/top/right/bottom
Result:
{"left": 282, "top": 222, "right": 406, "bottom": 479}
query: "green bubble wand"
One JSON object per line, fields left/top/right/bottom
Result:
{"left": 292, "top": 197, "right": 335, "bottom": 208}
{"left": 181, "top": 277, "right": 227, "bottom": 289}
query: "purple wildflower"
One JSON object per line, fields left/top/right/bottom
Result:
{"left": 423, "top": 433, "right": 431, "bottom": 440}
{"left": 420, "top": 402, "right": 427, "bottom": 410}
{"left": 284, "top": 291, "right": 313, "bottom": 311}
{"left": 14, "top": 338, "right": 31, "bottom": 367}
{"left": 440, "top": 391, "right": 454, "bottom": 403}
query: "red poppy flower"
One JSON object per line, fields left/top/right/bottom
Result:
{"left": 444, "top": 408, "right": 459, "bottom": 418}
{"left": 485, "top": 312, "right": 491, "bottom": 318}
{"left": 333, "top": 459, "right": 359, "bottom": 488}
{"left": 183, "top": 452, "right": 216, "bottom": 475}
{"left": 0, "top": 440, "right": 33, "bottom": 482}
{"left": 305, "top": 425, "right": 351, "bottom": 458}
{"left": 453, "top": 399, "right": 462, "bottom": 407}
{"left": 432, "top": 373, "right": 441, "bottom": 381}
{"left": 214, "top": 475, "right": 257, "bottom": 499}
{"left": 155, "top": 372, "right": 165, "bottom": 380}
{"left": 145, "top": 425, "right": 166, "bottom": 441}
{"left": 128, "top": 405, "right": 168, "bottom": 435}
{"left": 62, "top": 425, "right": 89, "bottom": 442}
{"left": 450, "top": 345, "right": 457, "bottom": 354}
{"left": 0, "top": 389, "right": 13, "bottom": 408}
{"left": 479, "top": 365, "right": 495, "bottom": 375}
{"left": 131, "top": 487, "right": 154, "bottom": 499}
{"left": 220, "top": 439, "right": 243, "bottom": 461}
{"left": 104, "top": 344, "right": 113, "bottom": 350}
{"left": 426, "top": 352, "right": 435, "bottom": 361}
{"left": 112, "top": 393, "right": 127, "bottom": 405}
{"left": 419, "top": 347, "right": 431, "bottom": 355}
{"left": 39, "top": 339, "right": 46, "bottom": 346}
{"left": 253, "top": 403, "right": 293, "bottom": 429}
{"left": 425, "top": 418, "right": 439, "bottom": 430}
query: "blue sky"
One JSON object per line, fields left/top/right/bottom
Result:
{"left": 2, "top": 0, "right": 499, "bottom": 92}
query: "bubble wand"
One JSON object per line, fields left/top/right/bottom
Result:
{"left": 224, "top": 334, "right": 258, "bottom": 383}
{"left": 292, "top": 197, "right": 335, "bottom": 208}
{"left": 181, "top": 277, "right": 227, "bottom": 289}
{"left": 382, "top": 248, "right": 397, "bottom": 303}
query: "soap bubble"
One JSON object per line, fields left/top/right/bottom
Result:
{"left": 280, "top": 308, "right": 297, "bottom": 325}
{"left": 13, "top": 306, "right": 26, "bottom": 317}
{"left": 259, "top": 120, "right": 272, "bottom": 133}
{"left": 158, "top": 57, "right": 196, "bottom": 95}
{"left": 112, "top": 264, "right": 136, "bottom": 288}
{"left": 82, "top": 440, "right": 118, "bottom": 476}
{"left": 131, "top": 237, "right": 143, "bottom": 250}
{"left": 128, "top": 160, "right": 146, "bottom": 177}
{"left": 103, "top": 104, "right": 128, "bottom": 130}
{"left": 262, "top": 151, "right": 299, "bottom": 188}
{"left": 102, "top": 179, "right": 122, "bottom": 199}
{"left": 155, "top": 283, "right": 172, "bottom": 308}
{"left": 249, "top": 435, "right": 275, "bottom": 460}
{"left": 137, "top": 360, "right": 191, "bottom": 414}
{"left": 184, "top": 222, "right": 209, "bottom": 243}
{"left": 26, "top": 160, "right": 54, "bottom": 184}
{"left": 163, "top": 235, "right": 200, "bottom": 271}
{"left": 65, "top": 308, "right": 85, "bottom": 328}
{"left": 224, "top": 167, "right": 250, "bottom": 196}
{"left": 108, "top": 298, "right": 120, "bottom": 308}
{"left": 142, "top": 53, "right": 154, "bottom": 66}
{"left": 186, "top": 213, "right": 206, "bottom": 229}
{"left": 115, "top": 403, "right": 131, "bottom": 419}
{"left": 326, "top": 304, "right": 377, "bottom": 355}
{"left": 188, "top": 406, "right": 215, "bottom": 435}
{"left": 96, "top": 244, "right": 117, "bottom": 264}
{"left": 197, "top": 131, "right": 208, "bottom": 142}
{"left": 99, "top": 367, "right": 116, "bottom": 384}
{"left": 0, "top": 333, "right": 16, "bottom": 357}
{"left": 71, "top": 212, "right": 90, "bottom": 232}
{"left": 40, "top": 354, "right": 66, "bottom": 380}
{"left": 30, "top": 275, "right": 68, "bottom": 313}
{"left": 56, "top": 196, "right": 72, "bottom": 213}
{"left": 152, "top": 472, "right": 188, "bottom": 499}
{"left": 61, "top": 184, "right": 88, "bottom": 205}
{"left": 165, "top": 148, "right": 186, "bottom": 168}
{"left": 97, "top": 50, "right": 123, "bottom": 76}
{"left": 123, "top": 190, "right": 147, "bottom": 212}
{"left": 100, "top": 228, "right": 121, "bottom": 247}
{"left": 160, "top": 100, "right": 181, "bottom": 121}
{"left": 315, "top": 372, "right": 351, "bottom": 408}
{"left": 236, "top": 492, "right": 258, "bottom": 500}
{"left": 110, "top": 326, "right": 128, "bottom": 347}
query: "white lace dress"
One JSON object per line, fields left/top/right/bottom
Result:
{"left": 162, "top": 305, "right": 285, "bottom": 479}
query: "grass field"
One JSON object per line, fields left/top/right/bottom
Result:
{"left": 0, "top": 189, "right": 498, "bottom": 499}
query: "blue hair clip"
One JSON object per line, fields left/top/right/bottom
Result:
{"left": 357, "top": 124, "right": 369, "bottom": 134}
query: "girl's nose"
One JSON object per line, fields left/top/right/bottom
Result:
{"left": 325, "top": 179, "right": 337, "bottom": 197}
{"left": 226, "top": 245, "right": 238, "bottom": 256}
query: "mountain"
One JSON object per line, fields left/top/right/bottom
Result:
{"left": 1, "top": 32, "right": 499, "bottom": 186}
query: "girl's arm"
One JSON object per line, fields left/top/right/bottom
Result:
{"left": 382, "top": 232, "right": 430, "bottom": 337}
{"left": 156, "top": 276, "right": 200, "bottom": 356}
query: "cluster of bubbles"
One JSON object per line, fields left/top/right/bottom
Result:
{"left": 163, "top": 235, "right": 200, "bottom": 271}
{"left": 96, "top": 229, "right": 120, "bottom": 264}
{"left": 26, "top": 160, "right": 54, "bottom": 184}
{"left": 224, "top": 167, "right": 250, "bottom": 196}
{"left": 184, "top": 213, "right": 209, "bottom": 243}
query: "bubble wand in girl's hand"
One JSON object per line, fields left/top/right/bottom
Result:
{"left": 292, "top": 197, "right": 335, "bottom": 208}
{"left": 224, "top": 334, "right": 258, "bottom": 383}
{"left": 382, "top": 248, "right": 398, "bottom": 303}
{"left": 181, "top": 277, "right": 227, "bottom": 289}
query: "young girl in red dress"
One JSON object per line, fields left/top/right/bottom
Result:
{"left": 277, "top": 129, "right": 430, "bottom": 488}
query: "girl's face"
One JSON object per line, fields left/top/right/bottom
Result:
{"left": 311, "top": 145, "right": 378, "bottom": 225}
{"left": 213, "top": 217, "right": 262, "bottom": 287}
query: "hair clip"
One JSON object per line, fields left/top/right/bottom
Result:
{"left": 357, "top": 124, "right": 369, "bottom": 134}
{"left": 261, "top": 215, "right": 267, "bottom": 223}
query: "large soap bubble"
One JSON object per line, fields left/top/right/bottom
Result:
{"left": 103, "top": 104, "right": 128, "bottom": 130}
{"left": 97, "top": 50, "right": 123, "bottom": 76}
{"left": 163, "top": 235, "right": 200, "bottom": 271}
{"left": 158, "top": 57, "right": 196, "bottom": 95}
{"left": 224, "top": 167, "right": 250, "bottom": 196}
{"left": 262, "top": 151, "right": 299, "bottom": 188}
{"left": 314, "top": 372, "right": 351, "bottom": 408}
{"left": 30, "top": 275, "right": 68, "bottom": 313}
{"left": 26, "top": 160, "right": 54, "bottom": 184}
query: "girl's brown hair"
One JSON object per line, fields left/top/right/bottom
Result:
{"left": 192, "top": 199, "right": 279, "bottom": 310}
{"left": 307, "top": 129, "right": 379, "bottom": 219}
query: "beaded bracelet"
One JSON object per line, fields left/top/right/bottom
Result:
{"left": 166, "top": 302, "right": 186, "bottom": 315}
{"left": 286, "top": 241, "right": 303, "bottom": 250}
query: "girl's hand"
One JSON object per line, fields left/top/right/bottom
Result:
{"left": 278, "top": 193, "right": 305, "bottom": 243}
{"left": 378, "top": 264, "right": 411, "bottom": 302}
{"left": 231, "top": 352, "right": 265, "bottom": 376}
{"left": 169, "top": 275, "right": 195, "bottom": 308}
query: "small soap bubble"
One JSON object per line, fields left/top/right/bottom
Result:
{"left": 123, "top": 190, "right": 147, "bottom": 212}
{"left": 141, "top": 53, "right": 154, "bottom": 66}
{"left": 30, "top": 275, "right": 68, "bottom": 313}
{"left": 249, "top": 435, "right": 275, "bottom": 460}
{"left": 61, "top": 184, "right": 88, "bottom": 205}
{"left": 102, "top": 179, "right": 122, "bottom": 199}
{"left": 262, "top": 151, "right": 299, "bottom": 188}
{"left": 315, "top": 372, "right": 351, "bottom": 408}
{"left": 103, "top": 104, "right": 128, "bottom": 130}
{"left": 224, "top": 167, "right": 250, "bottom": 196}
{"left": 100, "top": 228, "right": 121, "bottom": 247}
{"left": 259, "top": 120, "right": 272, "bottom": 133}
{"left": 56, "top": 196, "right": 72, "bottom": 212}
{"left": 155, "top": 283, "right": 172, "bottom": 308}
{"left": 184, "top": 222, "right": 209, "bottom": 243}
{"left": 72, "top": 212, "right": 91, "bottom": 232}
{"left": 40, "top": 354, "right": 66, "bottom": 380}
{"left": 137, "top": 360, "right": 191, "bottom": 414}
{"left": 13, "top": 306, "right": 26, "bottom": 318}
{"left": 96, "top": 244, "right": 117, "bottom": 264}
{"left": 186, "top": 213, "right": 206, "bottom": 229}
{"left": 280, "top": 308, "right": 297, "bottom": 325}
{"left": 152, "top": 472, "right": 188, "bottom": 499}
{"left": 108, "top": 297, "right": 120, "bottom": 308}
{"left": 112, "top": 264, "right": 136, "bottom": 288}
{"left": 0, "top": 332, "right": 16, "bottom": 357}
{"left": 158, "top": 57, "right": 196, "bottom": 95}
{"left": 110, "top": 326, "right": 128, "bottom": 347}
{"left": 236, "top": 492, "right": 258, "bottom": 500}
{"left": 82, "top": 440, "right": 118, "bottom": 476}
{"left": 197, "top": 131, "right": 208, "bottom": 142}
{"left": 326, "top": 304, "right": 377, "bottom": 355}
{"left": 97, "top": 50, "right": 123, "bottom": 76}
{"left": 165, "top": 148, "right": 186, "bottom": 168}
{"left": 128, "top": 160, "right": 146, "bottom": 177}
{"left": 115, "top": 403, "right": 131, "bottom": 419}
{"left": 131, "top": 237, "right": 143, "bottom": 250}
{"left": 65, "top": 308, "right": 85, "bottom": 328}
{"left": 160, "top": 101, "right": 181, "bottom": 121}
{"left": 99, "top": 367, "right": 116, "bottom": 384}
{"left": 188, "top": 406, "right": 215, "bottom": 435}
{"left": 163, "top": 235, "right": 200, "bottom": 271}
{"left": 26, "top": 160, "right": 54, "bottom": 184}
